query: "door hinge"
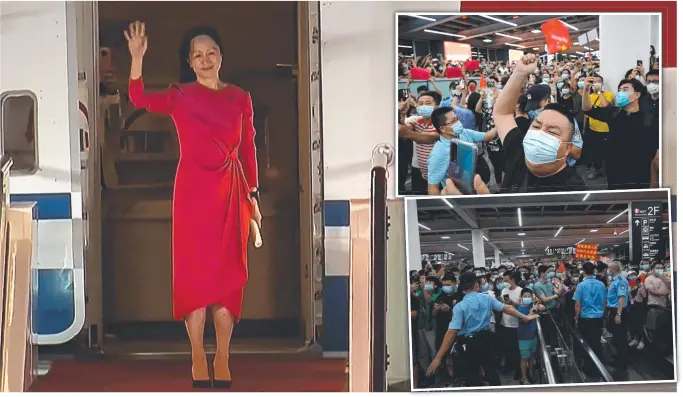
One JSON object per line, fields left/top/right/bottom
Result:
{"left": 78, "top": 72, "right": 87, "bottom": 81}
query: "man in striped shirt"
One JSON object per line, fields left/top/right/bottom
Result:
{"left": 398, "top": 91, "right": 442, "bottom": 194}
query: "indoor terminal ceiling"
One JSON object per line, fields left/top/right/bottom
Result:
{"left": 398, "top": 14, "right": 600, "bottom": 55}
{"left": 415, "top": 190, "right": 670, "bottom": 261}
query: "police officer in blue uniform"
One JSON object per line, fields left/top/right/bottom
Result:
{"left": 425, "top": 271, "right": 538, "bottom": 386}
{"left": 606, "top": 260, "right": 630, "bottom": 370}
{"left": 573, "top": 261, "right": 606, "bottom": 377}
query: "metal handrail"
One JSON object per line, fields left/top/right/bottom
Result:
{"left": 559, "top": 315, "right": 614, "bottom": 382}
{"left": 535, "top": 317, "right": 557, "bottom": 384}
{"left": 369, "top": 146, "right": 390, "bottom": 392}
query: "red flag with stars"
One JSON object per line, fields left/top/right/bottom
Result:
{"left": 541, "top": 18, "right": 571, "bottom": 54}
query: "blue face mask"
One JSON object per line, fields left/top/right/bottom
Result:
{"left": 424, "top": 284, "right": 434, "bottom": 292}
{"left": 640, "top": 265, "right": 650, "bottom": 270}
{"left": 442, "top": 285, "right": 454, "bottom": 294}
{"left": 523, "top": 128, "right": 568, "bottom": 165}
{"left": 578, "top": 81, "right": 585, "bottom": 89}
{"left": 497, "top": 85, "right": 503, "bottom": 90}
{"left": 452, "top": 121, "right": 464, "bottom": 136}
{"left": 416, "top": 105, "right": 435, "bottom": 118}
{"left": 497, "top": 283, "right": 506, "bottom": 291}
{"left": 547, "top": 272, "right": 556, "bottom": 278}
{"left": 522, "top": 297, "right": 533, "bottom": 305}
{"left": 528, "top": 109, "right": 540, "bottom": 121}
{"left": 561, "top": 88, "right": 570, "bottom": 96}
{"left": 615, "top": 91, "right": 632, "bottom": 108}
{"left": 528, "top": 283, "right": 534, "bottom": 289}
{"left": 455, "top": 284, "right": 459, "bottom": 292}
{"left": 557, "top": 82, "right": 564, "bottom": 89}
{"left": 583, "top": 68, "right": 589, "bottom": 73}
{"left": 542, "top": 78, "right": 550, "bottom": 84}
{"left": 480, "top": 284, "right": 489, "bottom": 292}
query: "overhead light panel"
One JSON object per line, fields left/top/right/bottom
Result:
{"left": 576, "top": 51, "right": 585, "bottom": 55}
{"left": 573, "top": 42, "right": 581, "bottom": 45}
{"left": 607, "top": 209, "right": 629, "bottom": 224}
{"left": 518, "top": 233, "right": 526, "bottom": 236}
{"left": 577, "top": 238, "right": 586, "bottom": 245}
{"left": 506, "top": 43, "right": 525, "bottom": 49}
{"left": 531, "top": 29, "right": 541, "bottom": 34}
{"left": 483, "top": 39, "right": 493, "bottom": 43}
{"left": 457, "top": 244, "right": 470, "bottom": 251}
{"left": 424, "top": 29, "right": 466, "bottom": 38}
{"left": 517, "top": 208, "right": 523, "bottom": 227}
{"left": 481, "top": 15, "right": 518, "bottom": 27}
{"left": 496, "top": 32, "right": 522, "bottom": 40}
{"left": 441, "top": 236, "right": 450, "bottom": 240}
{"left": 398, "top": 45, "right": 413, "bottom": 49}
{"left": 554, "top": 226, "right": 563, "bottom": 237}
{"left": 560, "top": 20, "right": 579, "bottom": 31}
{"left": 590, "top": 229, "right": 598, "bottom": 232}
{"left": 521, "top": 241, "right": 524, "bottom": 248}
{"left": 532, "top": 47, "right": 539, "bottom": 50}
{"left": 583, "top": 193, "right": 591, "bottom": 201}
{"left": 619, "top": 229, "right": 628, "bottom": 235}
{"left": 442, "top": 198, "right": 454, "bottom": 208}
{"left": 483, "top": 235, "right": 489, "bottom": 241}
{"left": 418, "top": 223, "right": 431, "bottom": 230}
{"left": 409, "top": 14, "right": 436, "bottom": 22}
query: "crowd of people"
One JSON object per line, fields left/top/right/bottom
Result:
{"left": 409, "top": 257, "right": 673, "bottom": 388}
{"left": 398, "top": 50, "right": 661, "bottom": 195}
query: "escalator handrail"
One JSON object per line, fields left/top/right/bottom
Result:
{"left": 369, "top": 147, "right": 390, "bottom": 392}
{"left": 558, "top": 315, "right": 614, "bottom": 382}
{"left": 534, "top": 317, "right": 557, "bottom": 384}
{"left": 0, "top": 156, "right": 12, "bottom": 176}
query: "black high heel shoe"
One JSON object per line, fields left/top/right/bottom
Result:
{"left": 212, "top": 379, "right": 233, "bottom": 389}
{"left": 192, "top": 379, "right": 212, "bottom": 389}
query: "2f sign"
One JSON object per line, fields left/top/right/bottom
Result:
{"left": 647, "top": 206, "right": 660, "bottom": 216}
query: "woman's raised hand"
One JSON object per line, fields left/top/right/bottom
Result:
{"left": 124, "top": 21, "right": 148, "bottom": 60}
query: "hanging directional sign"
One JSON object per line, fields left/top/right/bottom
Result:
{"left": 421, "top": 252, "right": 455, "bottom": 262}
{"left": 629, "top": 201, "right": 664, "bottom": 264}
{"left": 545, "top": 246, "right": 576, "bottom": 256}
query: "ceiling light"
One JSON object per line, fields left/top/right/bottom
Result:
{"left": 577, "top": 238, "right": 586, "bottom": 245}
{"left": 663, "top": 226, "right": 669, "bottom": 230}
{"left": 518, "top": 233, "right": 526, "bottom": 236}
{"left": 418, "top": 223, "right": 431, "bottom": 230}
{"left": 483, "top": 39, "right": 493, "bottom": 43}
{"left": 584, "top": 47, "right": 593, "bottom": 51}
{"left": 533, "top": 47, "right": 539, "bottom": 50}
{"left": 607, "top": 209, "right": 629, "bottom": 224}
{"left": 554, "top": 226, "right": 563, "bottom": 237}
{"left": 619, "top": 229, "right": 628, "bottom": 235}
{"left": 614, "top": 244, "right": 620, "bottom": 247}
{"left": 481, "top": 15, "right": 518, "bottom": 26}
{"left": 398, "top": 45, "right": 412, "bottom": 49}
{"left": 518, "top": 208, "right": 523, "bottom": 227}
{"left": 506, "top": 43, "right": 525, "bottom": 49}
{"left": 590, "top": 229, "right": 598, "bottom": 232}
{"left": 442, "top": 198, "right": 454, "bottom": 208}
{"left": 424, "top": 29, "right": 466, "bottom": 38}
{"left": 576, "top": 51, "right": 585, "bottom": 55}
{"left": 521, "top": 241, "right": 524, "bottom": 248}
{"left": 409, "top": 15, "right": 436, "bottom": 22}
{"left": 496, "top": 32, "right": 522, "bottom": 40}
{"left": 444, "top": 251, "right": 454, "bottom": 255}
{"left": 583, "top": 193, "right": 591, "bottom": 201}
{"left": 458, "top": 244, "right": 470, "bottom": 251}
{"left": 560, "top": 20, "right": 579, "bottom": 31}
{"left": 483, "top": 235, "right": 489, "bottom": 241}
{"left": 441, "top": 236, "right": 450, "bottom": 239}
{"left": 531, "top": 29, "right": 541, "bottom": 34}
{"left": 573, "top": 42, "right": 580, "bottom": 45}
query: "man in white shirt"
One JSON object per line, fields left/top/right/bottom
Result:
{"left": 500, "top": 270, "right": 523, "bottom": 379}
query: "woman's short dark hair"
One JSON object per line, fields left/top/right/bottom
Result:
{"left": 178, "top": 26, "right": 224, "bottom": 83}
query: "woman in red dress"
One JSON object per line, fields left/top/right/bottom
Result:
{"left": 124, "top": 21, "right": 261, "bottom": 388}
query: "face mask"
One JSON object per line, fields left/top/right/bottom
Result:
{"left": 647, "top": 83, "right": 659, "bottom": 95}
{"left": 572, "top": 277, "right": 579, "bottom": 283}
{"left": 480, "top": 284, "right": 489, "bottom": 293}
{"left": 557, "top": 82, "right": 564, "bottom": 89}
{"left": 497, "top": 282, "right": 506, "bottom": 291}
{"left": 542, "top": 78, "right": 550, "bottom": 84}
{"left": 593, "top": 83, "right": 602, "bottom": 91}
{"left": 442, "top": 285, "right": 454, "bottom": 294}
{"left": 452, "top": 121, "right": 464, "bottom": 136}
{"left": 416, "top": 105, "right": 435, "bottom": 118}
{"left": 424, "top": 284, "right": 434, "bottom": 292}
{"left": 556, "top": 272, "right": 564, "bottom": 278}
{"left": 640, "top": 265, "right": 650, "bottom": 270}
{"left": 615, "top": 91, "right": 633, "bottom": 107}
{"left": 627, "top": 275, "right": 635, "bottom": 281}
{"left": 561, "top": 88, "right": 570, "bottom": 96}
{"left": 523, "top": 128, "right": 568, "bottom": 165}
{"left": 655, "top": 269, "right": 664, "bottom": 276}
{"left": 582, "top": 68, "right": 589, "bottom": 73}
{"left": 522, "top": 297, "right": 533, "bottom": 305}
{"left": 528, "top": 283, "right": 534, "bottom": 289}
{"left": 578, "top": 81, "right": 585, "bottom": 89}
{"left": 547, "top": 272, "right": 556, "bottom": 278}
{"left": 561, "top": 74, "right": 569, "bottom": 80}
{"left": 497, "top": 85, "right": 503, "bottom": 90}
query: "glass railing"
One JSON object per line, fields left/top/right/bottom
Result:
{"left": 534, "top": 317, "right": 556, "bottom": 384}
{"left": 544, "top": 311, "right": 587, "bottom": 384}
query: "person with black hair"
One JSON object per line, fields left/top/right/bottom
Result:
{"left": 500, "top": 271, "right": 523, "bottom": 379}
{"left": 415, "top": 275, "right": 443, "bottom": 385}
{"left": 426, "top": 272, "right": 537, "bottom": 386}
{"left": 573, "top": 262, "right": 607, "bottom": 376}
{"left": 125, "top": 21, "right": 260, "bottom": 388}
{"left": 434, "top": 273, "right": 459, "bottom": 382}
{"left": 515, "top": 95, "right": 531, "bottom": 135}
{"left": 582, "top": 77, "right": 658, "bottom": 190}
{"left": 426, "top": 106, "right": 498, "bottom": 195}
{"left": 643, "top": 69, "right": 660, "bottom": 115}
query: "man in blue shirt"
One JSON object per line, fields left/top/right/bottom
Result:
{"left": 426, "top": 107, "right": 498, "bottom": 195}
{"left": 426, "top": 271, "right": 537, "bottom": 386}
{"left": 606, "top": 261, "right": 630, "bottom": 370}
{"left": 573, "top": 261, "right": 607, "bottom": 373}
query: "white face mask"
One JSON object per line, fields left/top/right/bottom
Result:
{"left": 647, "top": 82, "right": 660, "bottom": 95}
{"left": 593, "top": 83, "right": 602, "bottom": 91}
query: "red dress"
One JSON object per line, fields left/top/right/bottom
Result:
{"left": 128, "top": 78, "right": 258, "bottom": 321}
